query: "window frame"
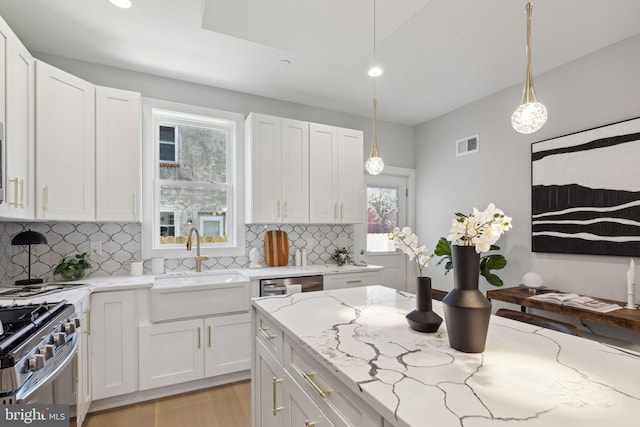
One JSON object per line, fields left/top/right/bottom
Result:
{"left": 141, "top": 98, "right": 245, "bottom": 259}
{"left": 159, "top": 125, "right": 179, "bottom": 164}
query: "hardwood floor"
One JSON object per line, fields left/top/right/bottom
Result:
{"left": 73, "top": 380, "right": 251, "bottom": 427}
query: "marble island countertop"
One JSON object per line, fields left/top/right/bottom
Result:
{"left": 252, "top": 285, "right": 640, "bottom": 427}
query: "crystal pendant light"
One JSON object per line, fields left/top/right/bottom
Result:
{"left": 365, "top": 0, "right": 384, "bottom": 175}
{"left": 511, "top": 2, "right": 547, "bottom": 134}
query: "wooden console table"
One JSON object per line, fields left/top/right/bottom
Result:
{"left": 486, "top": 286, "right": 640, "bottom": 332}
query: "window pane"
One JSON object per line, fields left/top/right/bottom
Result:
{"left": 159, "top": 184, "right": 229, "bottom": 245}
{"left": 159, "top": 125, "right": 228, "bottom": 184}
{"left": 159, "top": 142, "right": 176, "bottom": 162}
{"left": 367, "top": 186, "right": 398, "bottom": 252}
{"left": 159, "top": 126, "right": 175, "bottom": 142}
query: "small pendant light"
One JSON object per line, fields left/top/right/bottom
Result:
{"left": 511, "top": 2, "right": 547, "bottom": 134}
{"left": 365, "top": 0, "right": 384, "bottom": 175}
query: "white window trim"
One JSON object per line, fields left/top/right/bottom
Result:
{"left": 141, "top": 98, "right": 245, "bottom": 259}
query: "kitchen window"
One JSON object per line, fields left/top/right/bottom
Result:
{"left": 141, "top": 99, "right": 245, "bottom": 258}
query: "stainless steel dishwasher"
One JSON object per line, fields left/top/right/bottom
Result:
{"left": 260, "top": 275, "right": 323, "bottom": 296}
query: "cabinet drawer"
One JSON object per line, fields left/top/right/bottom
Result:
{"left": 255, "top": 310, "right": 284, "bottom": 362}
{"left": 284, "top": 337, "right": 383, "bottom": 427}
{"left": 323, "top": 272, "right": 378, "bottom": 291}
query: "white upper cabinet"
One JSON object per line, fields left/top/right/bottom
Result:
{"left": 245, "top": 113, "right": 309, "bottom": 224}
{"left": 309, "top": 124, "right": 364, "bottom": 224}
{"left": 0, "top": 17, "right": 35, "bottom": 219}
{"left": 35, "top": 60, "right": 95, "bottom": 221}
{"left": 96, "top": 86, "right": 141, "bottom": 222}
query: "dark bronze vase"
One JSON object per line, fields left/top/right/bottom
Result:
{"left": 406, "top": 277, "right": 443, "bottom": 333}
{"left": 442, "top": 245, "right": 492, "bottom": 353}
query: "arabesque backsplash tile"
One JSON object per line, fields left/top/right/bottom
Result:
{"left": 0, "top": 222, "right": 353, "bottom": 285}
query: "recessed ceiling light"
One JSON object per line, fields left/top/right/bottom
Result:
{"left": 368, "top": 66, "right": 383, "bottom": 77}
{"left": 109, "top": 0, "right": 132, "bottom": 9}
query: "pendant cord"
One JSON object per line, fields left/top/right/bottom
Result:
{"left": 371, "top": 0, "right": 379, "bottom": 157}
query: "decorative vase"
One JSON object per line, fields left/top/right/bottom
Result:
{"left": 406, "top": 277, "right": 443, "bottom": 333}
{"left": 442, "top": 245, "right": 492, "bottom": 353}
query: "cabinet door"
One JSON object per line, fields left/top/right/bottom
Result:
{"left": 284, "top": 372, "right": 335, "bottom": 427}
{"left": 96, "top": 86, "right": 141, "bottom": 221}
{"left": 91, "top": 290, "right": 137, "bottom": 400}
{"left": 337, "top": 128, "right": 364, "bottom": 223}
{"left": 255, "top": 339, "right": 287, "bottom": 427}
{"left": 76, "top": 295, "right": 91, "bottom": 427}
{"left": 139, "top": 319, "right": 204, "bottom": 390}
{"left": 246, "top": 113, "right": 282, "bottom": 223}
{"left": 204, "top": 313, "right": 251, "bottom": 377}
{"left": 281, "top": 119, "right": 309, "bottom": 223}
{"left": 0, "top": 19, "right": 35, "bottom": 220}
{"left": 35, "top": 60, "right": 95, "bottom": 221}
{"left": 309, "top": 123, "right": 338, "bottom": 223}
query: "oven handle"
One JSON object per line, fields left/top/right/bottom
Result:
{"left": 16, "top": 332, "right": 79, "bottom": 403}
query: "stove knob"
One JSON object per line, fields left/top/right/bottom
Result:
{"left": 43, "top": 344, "right": 55, "bottom": 359}
{"left": 29, "top": 354, "right": 46, "bottom": 371}
{"left": 65, "top": 322, "right": 76, "bottom": 334}
{"left": 74, "top": 318, "right": 81, "bottom": 328}
{"left": 54, "top": 332, "right": 67, "bottom": 346}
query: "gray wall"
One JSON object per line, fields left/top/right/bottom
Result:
{"left": 415, "top": 33, "right": 640, "bottom": 344}
{"left": 34, "top": 52, "right": 415, "bottom": 170}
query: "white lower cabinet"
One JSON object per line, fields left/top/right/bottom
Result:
{"left": 90, "top": 290, "right": 138, "bottom": 400}
{"left": 139, "top": 313, "right": 250, "bottom": 390}
{"left": 323, "top": 271, "right": 380, "bottom": 291}
{"left": 253, "top": 309, "right": 383, "bottom": 427}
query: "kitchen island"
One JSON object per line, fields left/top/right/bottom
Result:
{"left": 252, "top": 285, "right": 640, "bottom": 427}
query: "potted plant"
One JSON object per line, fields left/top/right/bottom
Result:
{"left": 330, "top": 247, "right": 353, "bottom": 266}
{"left": 54, "top": 252, "right": 92, "bottom": 280}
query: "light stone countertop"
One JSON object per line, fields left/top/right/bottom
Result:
{"left": 252, "top": 285, "right": 640, "bottom": 427}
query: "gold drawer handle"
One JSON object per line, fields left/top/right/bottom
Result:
{"left": 346, "top": 279, "right": 362, "bottom": 284}
{"left": 272, "top": 377, "right": 283, "bottom": 415}
{"left": 259, "top": 327, "right": 276, "bottom": 341}
{"left": 9, "top": 178, "right": 18, "bottom": 207}
{"left": 302, "top": 372, "right": 330, "bottom": 399}
{"left": 305, "top": 421, "right": 315, "bottom": 427}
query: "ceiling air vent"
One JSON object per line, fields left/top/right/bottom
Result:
{"left": 456, "top": 134, "right": 479, "bottom": 157}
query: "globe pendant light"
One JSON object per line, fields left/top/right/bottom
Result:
{"left": 511, "top": 2, "right": 547, "bottom": 134}
{"left": 365, "top": 0, "right": 384, "bottom": 175}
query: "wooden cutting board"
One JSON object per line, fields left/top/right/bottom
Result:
{"left": 264, "top": 230, "right": 289, "bottom": 267}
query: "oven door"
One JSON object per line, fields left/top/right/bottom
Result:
{"left": 15, "top": 332, "right": 79, "bottom": 405}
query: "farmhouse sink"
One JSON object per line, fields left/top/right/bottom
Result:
{"left": 153, "top": 271, "right": 248, "bottom": 289}
{"left": 150, "top": 271, "right": 250, "bottom": 322}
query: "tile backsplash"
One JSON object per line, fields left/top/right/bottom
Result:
{"left": 0, "top": 222, "right": 353, "bottom": 285}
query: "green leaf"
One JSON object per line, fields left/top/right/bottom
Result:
{"left": 482, "top": 254, "right": 507, "bottom": 271}
{"left": 434, "top": 237, "right": 451, "bottom": 257}
{"left": 481, "top": 271, "right": 504, "bottom": 287}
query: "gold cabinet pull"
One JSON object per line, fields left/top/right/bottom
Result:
{"left": 283, "top": 200, "right": 287, "bottom": 218}
{"left": 333, "top": 202, "right": 338, "bottom": 221}
{"left": 276, "top": 200, "right": 281, "bottom": 218}
{"left": 9, "top": 178, "right": 18, "bottom": 206}
{"left": 258, "top": 327, "right": 276, "bottom": 341}
{"left": 346, "top": 279, "right": 362, "bottom": 284}
{"left": 19, "top": 179, "right": 24, "bottom": 208}
{"left": 84, "top": 309, "right": 91, "bottom": 336}
{"left": 302, "top": 372, "right": 330, "bottom": 399}
{"left": 197, "top": 327, "right": 201, "bottom": 349}
{"left": 304, "top": 421, "right": 315, "bottom": 427}
{"left": 43, "top": 186, "right": 49, "bottom": 211}
{"left": 272, "top": 377, "right": 283, "bottom": 415}
{"left": 340, "top": 203, "right": 344, "bottom": 220}
{"left": 132, "top": 193, "right": 136, "bottom": 216}
{"left": 207, "top": 325, "right": 212, "bottom": 347}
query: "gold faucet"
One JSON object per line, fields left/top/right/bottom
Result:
{"left": 186, "top": 227, "right": 209, "bottom": 272}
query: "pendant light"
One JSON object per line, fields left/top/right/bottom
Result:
{"left": 365, "top": 0, "right": 384, "bottom": 175}
{"left": 511, "top": 2, "right": 547, "bottom": 134}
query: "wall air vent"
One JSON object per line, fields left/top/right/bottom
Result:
{"left": 456, "top": 134, "right": 479, "bottom": 157}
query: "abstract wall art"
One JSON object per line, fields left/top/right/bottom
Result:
{"left": 531, "top": 117, "right": 640, "bottom": 256}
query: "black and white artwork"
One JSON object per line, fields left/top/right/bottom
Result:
{"left": 531, "top": 117, "right": 640, "bottom": 256}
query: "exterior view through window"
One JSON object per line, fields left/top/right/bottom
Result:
{"left": 366, "top": 185, "right": 399, "bottom": 252}
{"left": 153, "top": 109, "right": 235, "bottom": 248}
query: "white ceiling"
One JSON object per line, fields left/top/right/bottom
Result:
{"left": 0, "top": 0, "right": 639, "bottom": 126}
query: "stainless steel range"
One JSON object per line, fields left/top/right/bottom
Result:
{"left": 0, "top": 301, "right": 79, "bottom": 405}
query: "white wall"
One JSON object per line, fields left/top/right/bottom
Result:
{"left": 34, "top": 52, "right": 415, "bottom": 170}
{"left": 415, "top": 34, "right": 640, "bottom": 344}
